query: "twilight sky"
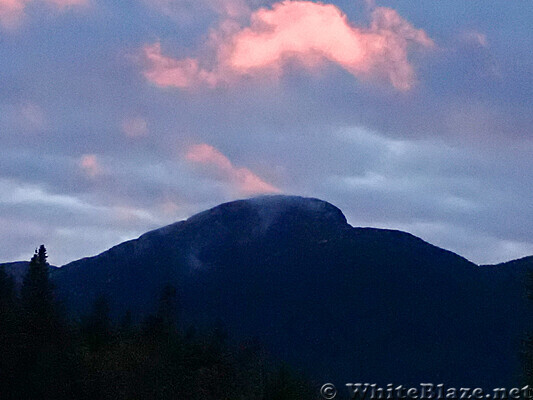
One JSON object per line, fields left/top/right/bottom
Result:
{"left": 1, "top": 0, "right": 532, "bottom": 266}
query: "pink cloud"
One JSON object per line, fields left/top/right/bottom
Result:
{"left": 143, "top": 43, "right": 219, "bottom": 88}
{"left": 0, "top": 0, "right": 26, "bottom": 28}
{"left": 121, "top": 117, "right": 148, "bottom": 138}
{"left": 79, "top": 154, "right": 102, "bottom": 178}
{"left": 185, "top": 143, "right": 280, "bottom": 195}
{"left": 0, "top": 0, "right": 86, "bottom": 29}
{"left": 142, "top": 1, "right": 433, "bottom": 90}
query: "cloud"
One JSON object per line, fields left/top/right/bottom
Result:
{"left": 121, "top": 117, "right": 148, "bottom": 138}
{"left": 144, "top": 0, "right": 251, "bottom": 23}
{"left": 142, "top": 1, "right": 433, "bottom": 90}
{"left": 0, "top": 102, "right": 48, "bottom": 133}
{"left": 1, "top": 0, "right": 532, "bottom": 268}
{"left": 79, "top": 154, "right": 102, "bottom": 178}
{"left": 46, "top": 0, "right": 85, "bottom": 6}
{"left": 143, "top": 43, "right": 219, "bottom": 88}
{"left": 312, "top": 126, "right": 533, "bottom": 264}
{"left": 0, "top": 0, "right": 86, "bottom": 29}
{"left": 460, "top": 30, "right": 488, "bottom": 48}
{"left": 0, "top": 177, "right": 90, "bottom": 209}
{"left": 20, "top": 102, "right": 48, "bottom": 131}
{"left": 0, "top": 0, "right": 26, "bottom": 28}
{"left": 185, "top": 143, "right": 280, "bottom": 195}
{"left": 0, "top": 178, "right": 163, "bottom": 265}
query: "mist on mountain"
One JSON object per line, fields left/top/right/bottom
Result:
{"left": 2, "top": 195, "right": 531, "bottom": 389}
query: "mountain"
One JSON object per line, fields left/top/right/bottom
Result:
{"left": 484, "top": 255, "right": 533, "bottom": 270}
{"left": 4, "top": 195, "right": 532, "bottom": 388}
{"left": 2, "top": 262, "right": 31, "bottom": 287}
{"left": 1, "top": 261, "right": 57, "bottom": 287}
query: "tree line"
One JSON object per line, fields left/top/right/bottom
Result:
{"left": 0, "top": 245, "right": 318, "bottom": 400}
{"left": 523, "top": 270, "right": 533, "bottom": 387}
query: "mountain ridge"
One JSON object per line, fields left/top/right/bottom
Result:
{"left": 2, "top": 195, "right": 531, "bottom": 387}
{"left": 2, "top": 195, "right": 529, "bottom": 268}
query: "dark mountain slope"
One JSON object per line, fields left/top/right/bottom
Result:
{"left": 6, "top": 195, "right": 532, "bottom": 388}
{"left": 484, "top": 255, "right": 533, "bottom": 270}
{"left": 1, "top": 261, "right": 57, "bottom": 287}
{"left": 2, "top": 262, "right": 30, "bottom": 287}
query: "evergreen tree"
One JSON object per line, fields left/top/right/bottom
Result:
{"left": 118, "top": 310, "right": 133, "bottom": 338}
{"left": 157, "top": 283, "right": 179, "bottom": 330}
{"left": 0, "top": 264, "right": 17, "bottom": 341}
{"left": 0, "top": 264, "right": 15, "bottom": 311}
{"left": 83, "top": 295, "right": 112, "bottom": 350}
{"left": 0, "top": 264, "right": 19, "bottom": 394}
{"left": 143, "top": 284, "right": 180, "bottom": 338}
{"left": 524, "top": 269, "right": 533, "bottom": 385}
{"left": 20, "top": 245, "right": 58, "bottom": 343}
{"left": 264, "top": 363, "right": 317, "bottom": 400}
{"left": 0, "top": 248, "right": 319, "bottom": 399}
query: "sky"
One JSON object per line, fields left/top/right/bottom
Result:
{"left": 0, "top": 0, "right": 532, "bottom": 266}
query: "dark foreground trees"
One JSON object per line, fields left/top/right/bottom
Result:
{"left": 0, "top": 246, "right": 318, "bottom": 399}
{"left": 523, "top": 269, "right": 533, "bottom": 386}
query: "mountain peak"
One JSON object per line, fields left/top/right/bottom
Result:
{"left": 186, "top": 195, "right": 348, "bottom": 230}
{"left": 43, "top": 195, "right": 530, "bottom": 388}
